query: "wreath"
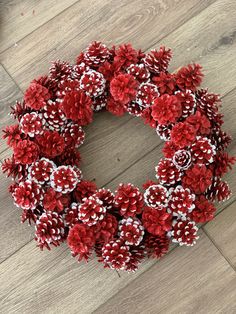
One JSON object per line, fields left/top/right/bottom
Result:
{"left": 2, "top": 42, "right": 235, "bottom": 272}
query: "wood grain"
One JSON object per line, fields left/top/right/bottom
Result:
{"left": 204, "top": 201, "right": 236, "bottom": 269}
{"left": 95, "top": 230, "right": 236, "bottom": 314}
{"left": 0, "top": 0, "right": 215, "bottom": 91}
{"left": 0, "top": 0, "right": 79, "bottom": 52}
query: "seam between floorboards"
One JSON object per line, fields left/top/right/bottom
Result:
{"left": 202, "top": 227, "right": 236, "bottom": 273}
{"left": 0, "top": 0, "right": 82, "bottom": 56}
{"left": 1, "top": 63, "right": 24, "bottom": 94}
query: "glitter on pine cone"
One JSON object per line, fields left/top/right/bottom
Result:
{"left": 142, "top": 206, "right": 172, "bottom": 236}
{"left": 144, "top": 184, "right": 169, "bottom": 208}
{"left": 78, "top": 196, "right": 106, "bottom": 226}
{"left": 67, "top": 223, "right": 95, "bottom": 261}
{"left": 101, "top": 239, "right": 131, "bottom": 270}
{"left": 145, "top": 234, "right": 170, "bottom": 259}
{"left": 170, "top": 218, "right": 199, "bottom": 246}
{"left": 12, "top": 180, "right": 42, "bottom": 210}
{"left": 155, "top": 158, "right": 182, "bottom": 186}
{"left": 19, "top": 112, "right": 44, "bottom": 137}
{"left": 35, "top": 211, "right": 66, "bottom": 250}
{"left": 51, "top": 165, "right": 78, "bottom": 193}
{"left": 151, "top": 94, "right": 182, "bottom": 125}
{"left": 114, "top": 183, "right": 144, "bottom": 217}
{"left": 191, "top": 136, "right": 216, "bottom": 165}
{"left": 168, "top": 185, "right": 195, "bottom": 216}
{"left": 28, "top": 158, "right": 56, "bottom": 184}
{"left": 80, "top": 70, "right": 106, "bottom": 97}
{"left": 172, "top": 149, "right": 192, "bottom": 170}
{"left": 119, "top": 217, "right": 144, "bottom": 246}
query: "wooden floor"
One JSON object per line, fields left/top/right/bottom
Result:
{"left": 0, "top": 1, "right": 236, "bottom": 313}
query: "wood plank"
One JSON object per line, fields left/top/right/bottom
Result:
{"left": 204, "top": 201, "right": 236, "bottom": 269}
{"left": 0, "top": 0, "right": 215, "bottom": 91}
{"left": 0, "top": 0, "right": 79, "bottom": 52}
{"left": 0, "top": 64, "right": 23, "bottom": 152}
{"left": 95, "top": 230, "right": 236, "bottom": 314}
{"left": 151, "top": 0, "right": 236, "bottom": 95}
{"left": 0, "top": 240, "right": 169, "bottom": 314}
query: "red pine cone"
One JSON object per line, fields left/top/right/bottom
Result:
{"left": 72, "top": 63, "right": 90, "bottom": 80}
{"left": 196, "top": 89, "right": 221, "bottom": 123}
{"left": 101, "top": 239, "right": 131, "bottom": 270}
{"left": 186, "top": 111, "right": 211, "bottom": 135}
{"left": 28, "top": 158, "right": 56, "bottom": 184}
{"left": 214, "top": 152, "right": 236, "bottom": 177}
{"left": 92, "top": 93, "right": 107, "bottom": 111}
{"left": 142, "top": 206, "right": 172, "bottom": 236}
{"left": 36, "top": 130, "right": 65, "bottom": 158}
{"left": 155, "top": 158, "right": 182, "bottom": 186}
{"left": 83, "top": 41, "right": 111, "bottom": 67}
{"left": 119, "top": 217, "right": 144, "bottom": 246}
{"left": 144, "top": 184, "right": 169, "bottom": 208}
{"left": 125, "top": 245, "right": 146, "bottom": 272}
{"left": 144, "top": 46, "right": 172, "bottom": 74}
{"left": 106, "top": 96, "right": 126, "bottom": 116}
{"left": 93, "top": 213, "right": 118, "bottom": 243}
{"left": 12, "top": 180, "right": 42, "bottom": 210}
{"left": 64, "top": 203, "right": 80, "bottom": 228}
{"left": 171, "top": 121, "right": 197, "bottom": 148}
{"left": 2, "top": 157, "right": 28, "bottom": 181}
{"left": 73, "top": 180, "right": 97, "bottom": 203}
{"left": 141, "top": 107, "right": 158, "bottom": 129}
{"left": 20, "top": 112, "right": 43, "bottom": 137}
{"left": 126, "top": 101, "right": 144, "bottom": 117}
{"left": 51, "top": 165, "right": 78, "bottom": 194}
{"left": 24, "top": 82, "right": 51, "bottom": 110}
{"left": 206, "top": 178, "right": 231, "bottom": 202}
{"left": 56, "top": 148, "right": 81, "bottom": 168}
{"left": 172, "top": 149, "right": 192, "bottom": 170}
{"left": 114, "top": 43, "right": 138, "bottom": 68}
{"left": 175, "top": 63, "right": 203, "bottom": 92}
{"left": 211, "top": 128, "right": 232, "bottom": 151}
{"left": 190, "top": 195, "right": 216, "bottom": 223}
{"left": 156, "top": 123, "right": 173, "bottom": 141}
{"left": 183, "top": 164, "right": 213, "bottom": 194}
{"left": 43, "top": 187, "right": 70, "bottom": 212}
{"left": 35, "top": 212, "right": 65, "bottom": 250}
{"left": 151, "top": 94, "right": 182, "bottom": 125}
{"left": 110, "top": 73, "right": 138, "bottom": 105}
{"left": 136, "top": 83, "right": 159, "bottom": 108}
{"left": 145, "top": 234, "right": 170, "bottom": 258}
{"left": 170, "top": 218, "right": 199, "bottom": 246}
{"left": 127, "top": 63, "right": 150, "bottom": 83}
{"left": 168, "top": 185, "right": 195, "bottom": 216}
{"left": 10, "top": 101, "right": 29, "bottom": 120}
{"left": 13, "top": 139, "right": 39, "bottom": 164}
{"left": 78, "top": 196, "right": 106, "bottom": 226}
{"left": 2, "top": 124, "right": 22, "bottom": 147}
{"left": 95, "top": 188, "right": 115, "bottom": 211}
{"left": 80, "top": 70, "right": 106, "bottom": 97}
{"left": 21, "top": 208, "right": 38, "bottom": 225}
{"left": 67, "top": 223, "right": 95, "bottom": 261}
{"left": 175, "top": 90, "right": 196, "bottom": 118}
{"left": 62, "top": 121, "right": 85, "bottom": 148}
{"left": 162, "top": 141, "right": 178, "bottom": 158}
{"left": 49, "top": 60, "right": 72, "bottom": 82}
{"left": 42, "top": 100, "right": 66, "bottom": 131}
{"left": 152, "top": 72, "right": 176, "bottom": 95}
{"left": 60, "top": 90, "right": 93, "bottom": 125}
{"left": 191, "top": 136, "right": 216, "bottom": 164}
{"left": 114, "top": 183, "right": 144, "bottom": 217}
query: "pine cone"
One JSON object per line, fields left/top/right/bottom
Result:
{"left": 19, "top": 112, "right": 44, "bottom": 137}
{"left": 42, "top": 100, "right": 66, "bottom": 132}
{"left": 144, "top": 46, "right": 172, "bottom": 74}
{"left": 80, "top": 70, "right": 106, "bottom": 97}
{"left": 43, "top": 187, "right": 70, "bottom": 212}
{"left": 127, "top": 63, "right": 150, "bottom": 83}
{"left": 36, "top": 130, "right": 65, "bottom": 158}
{"left": 28, "top": 158, "right": 56, "bottom": 184}
{"left": 78, "top": 196, "right": 106, "bottom": 226}
{"left": 24, "top": 82, "right": 51, "bottom": 110}
{"left": 125, "top": 245, "right": 146, "bottom": 272}
{"left": 73, "top": 180, "right": 97, "bottom": 203}
{"left": 142, "top": 206, "right": 172, "bottom": 236}
{"left": 93, "top": 213, "right": 118, "bottom": 243}
{"left": 64, "top": 203, "right": 80, "bottom": 228}
{"left": 119, "top": 217, "right": 144, "bottom": 246}
{"left": 95, "top": 188, "right": 115, "bottom": 211}
{"left": 51, "top": 165, "right": 78, "bottom": 194}
{"left": 155, "top": 158, "right": 182, "bottom": 186}
{"left": 182, "top": 164, "right": 212, "bottom": 194}
{"left": 170, "top": 218, "right": 199, "bottom": 246}
{"left": 175, "top": 63, "right": 203, "bottom": 92}
{"left": 84, "top": 41, "right": 111, "bottom": 67}
{"left": 136, "top": 83, "right": 159, "bottom": 108}
{"left": 152, "top": 72, "right": 176, "bottom": 95}
{"left": 144, "top": 184, "right": 169, "bottom": 208}
{"left": 145, "top": 234, "right": 170, "bottom": 259}
{"left": 114, "top": 183, "right": 144, "bottom": 217}
{"left": 13, "top": 139, "right": 39, "bottom": 164}
{"left": 12, "top": 180, "right": 42, "bottom": 210}
{"left": 168, "top": 185, "right": 195, "bottom": 216}
{"left": 172, "top": 149, "right": 192, "bottom": 170}
{"left": 191, "top": 136, "right": 216, "bottom": 165}
{"left": 190, "top": 195, "right": 216, "bottom": 223}
{"left": 175, "top": 90, "right": 196, "bottom": 118}
{"left": 35, "top": 212, "right": 65, "bottom": 250}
